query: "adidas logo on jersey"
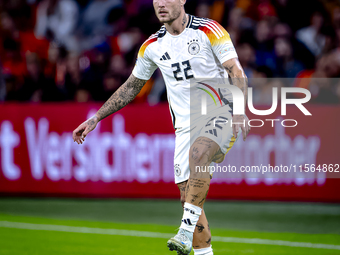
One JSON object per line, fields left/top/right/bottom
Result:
{"left": 160, "top": 52, "right": 171, "bottom": 61}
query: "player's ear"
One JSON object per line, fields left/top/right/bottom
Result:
{"left": 180, "top": 0, "right": 186, "bottom": 7}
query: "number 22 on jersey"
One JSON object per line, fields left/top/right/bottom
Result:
{"left": 171, "top": 60, "right": 194, "bottom": 81}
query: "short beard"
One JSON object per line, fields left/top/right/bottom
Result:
{"left": 160, "top": 7, "right": 181, "bottom": 24}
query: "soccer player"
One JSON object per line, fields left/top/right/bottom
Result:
{"left": 73, "top": 0, "right": 250, "bottom": 254}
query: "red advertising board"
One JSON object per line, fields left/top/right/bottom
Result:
{"left": 0, "top": 103, "right": 339, "bottom": 201}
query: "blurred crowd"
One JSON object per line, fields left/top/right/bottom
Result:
{"left": 0, "top": 0, "right": 339, "bottom": 104}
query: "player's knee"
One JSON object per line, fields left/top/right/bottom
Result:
{"left": 189, "top": 153, "right": 210, "bottom": 178}
{"left": 189, "top": 147, "right": 206, "bottom": 165}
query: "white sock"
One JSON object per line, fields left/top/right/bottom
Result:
{"left": 180, "top": 202, "right": 202, "bottom": 232}
{"left": 194, "top": 246, "right": 213, "bottom": 255}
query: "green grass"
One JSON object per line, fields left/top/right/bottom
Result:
{"left": 0, "top": 198, "right": 339, "bottom": 255}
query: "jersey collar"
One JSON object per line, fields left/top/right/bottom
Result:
{"left": 186, "top": 14, "right": 193, "bottom": 28}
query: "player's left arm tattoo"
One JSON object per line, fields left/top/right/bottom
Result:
{"left": 223, "top": 58, "right": 248, "bottom": 107}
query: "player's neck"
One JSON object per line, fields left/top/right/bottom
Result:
{"left": 165, "top": 13, "right": 188, "bottom": 35}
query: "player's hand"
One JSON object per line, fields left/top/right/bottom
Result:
{"left": 72, "top": 116, "right": 99, "bottom": 144}
{"left": 232, "top": 114, "right": 250, "bottom": 141}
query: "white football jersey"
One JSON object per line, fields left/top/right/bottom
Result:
{"left": 132, "top": 14, "right": 238, "bottom": 129}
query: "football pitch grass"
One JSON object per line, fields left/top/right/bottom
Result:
{"left": 0, "top": 198, "right": 339, "bottom": 255}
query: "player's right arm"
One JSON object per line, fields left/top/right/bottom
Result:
{"left": 72, "top": 74, "right": 147, "bottom": 144}
{"left": 73, "top": 33, "right": 158, "bottom": 144}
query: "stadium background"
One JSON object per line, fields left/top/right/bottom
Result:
{"left": 0, "top": 0, "right": 339, "bottom": 254}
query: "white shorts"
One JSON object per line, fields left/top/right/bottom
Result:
{"left": 173, "top": 106, "right": 241, "bottom": 184}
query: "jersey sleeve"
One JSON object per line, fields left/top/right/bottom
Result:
{"left": 132, "top": 37, "right": 158, "bottom": 80}
{"left": 200, "top": 20, "right": 238, "bottom": 64}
